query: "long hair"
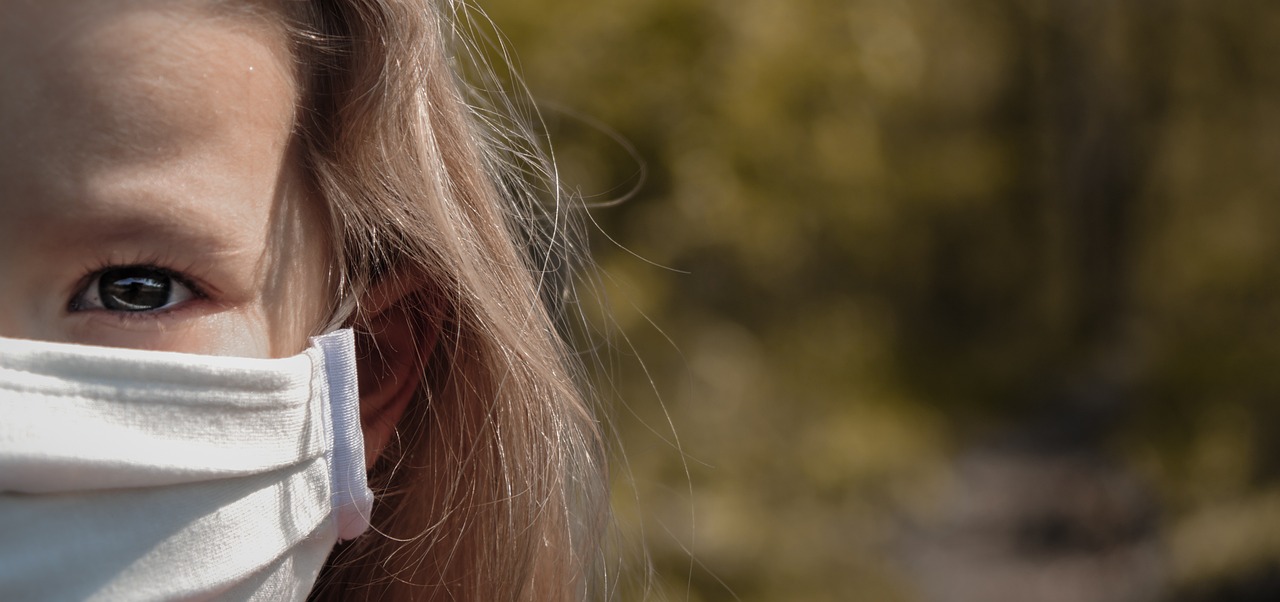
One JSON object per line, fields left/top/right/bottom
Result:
{"left": 281, "top": 1, "right": 608, "bottom": 599}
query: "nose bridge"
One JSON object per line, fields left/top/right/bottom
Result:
{"left": 0, "top": 285, "right": 31, "bottom": 342}
{"left": 0, "top": 302, "right": 28, "bottom": 342}
{"left": 0, "top": 245, "right": 54, "bottom": 343}
{"left": 0, "top": 248, "right": 17, "bottom": 339}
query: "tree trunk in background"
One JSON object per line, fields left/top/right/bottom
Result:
{"left": 906, "top": 2, "right": 1167, "bottom": 600}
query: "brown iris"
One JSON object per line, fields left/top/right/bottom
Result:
{"left": 97, "top": 267, "right": 173, "bottom": 312}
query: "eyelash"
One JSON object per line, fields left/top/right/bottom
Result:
{"left": 67, "top": 262, "right": 209, "bottom": 315}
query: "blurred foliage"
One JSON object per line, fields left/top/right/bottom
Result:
{"left": 475, "top": 0, "right": 1280, "bottom": 600}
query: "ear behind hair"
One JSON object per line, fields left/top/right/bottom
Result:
{"left": 354, "top": 278, "right": 440, "bottom": 470}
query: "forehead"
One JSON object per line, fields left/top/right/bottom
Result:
{"left": 0, "top": 0, "right": 296, "bottom": 163}
{"left": 0, "top": 0, "right": 298, "bottom": 243}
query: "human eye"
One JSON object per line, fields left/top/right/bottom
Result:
{"left": 69, "top": 265, "right": 202, "bottom": 313}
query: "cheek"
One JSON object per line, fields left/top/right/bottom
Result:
{"left": 64, "top": 312, "right": 274, "bottom": 357}
{"left": 165, "top": 313, "right": 277, "bottom": 357}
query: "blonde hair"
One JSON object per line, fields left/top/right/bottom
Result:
{"left": 280, "top": 1, "right": 608, "bottom": 599}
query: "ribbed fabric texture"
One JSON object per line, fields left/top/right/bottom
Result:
{"left": 311, "top": 328, "right": 374, "bottom": 541}
{"left": 0, "top": 330, "right": 371, "bottom": 601}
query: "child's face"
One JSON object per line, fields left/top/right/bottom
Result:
{"left": 0, "top": 0, "right": 330, "bottom": 357}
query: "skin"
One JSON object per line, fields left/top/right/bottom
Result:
{"left": 0, "top": 0, "right": 330, "bottom": 358}
{"left": 0, "top": 0, "right": 416, "bottom": 467}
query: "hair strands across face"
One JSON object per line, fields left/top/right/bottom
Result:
{"left": 277, "top": 1, "right": 612, "bottom": 600}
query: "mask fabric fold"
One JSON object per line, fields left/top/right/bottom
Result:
{"left": 0, "top": 329, "right": 372, "bottom": 601}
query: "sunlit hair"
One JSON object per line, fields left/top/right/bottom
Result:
{"left": 275, "top": 1, "right": 608, "bottom": 599}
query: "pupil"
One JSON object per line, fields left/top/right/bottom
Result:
{"left": 99, "top": 267, "right": 171, "bottom": 311}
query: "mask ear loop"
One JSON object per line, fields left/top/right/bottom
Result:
{"left": 316, "top": 248, "right": 368, "bottom": 336}
{"left": 319, "top": 293, "right": 360, "bottom": 335}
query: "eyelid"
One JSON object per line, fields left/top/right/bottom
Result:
{"left": 68, "top": 264, "right": 208, "bottom": 314}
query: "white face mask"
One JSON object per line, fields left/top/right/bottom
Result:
{"left": 0, "top": 329, "right": 373, "bottom": 601}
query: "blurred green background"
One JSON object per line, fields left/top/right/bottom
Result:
{"left": 478, "top": 1, "right": 1280, "bottom": 600}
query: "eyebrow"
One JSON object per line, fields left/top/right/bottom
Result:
{"left": 32, "top": 199, "right": 254, "bottom": 261}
